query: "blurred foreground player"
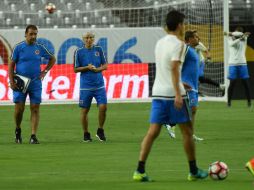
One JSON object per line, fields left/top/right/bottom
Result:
{"left": 133, "top": 10, "right": 208, "bottom": 182}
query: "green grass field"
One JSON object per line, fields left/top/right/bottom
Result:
{"left": 0, "top": 100, "right": 253, "bottom": 190}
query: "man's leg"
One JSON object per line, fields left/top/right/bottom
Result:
{"left": 227, "top": 79, "right": 237, "bottom": 107}
{"left": 191, "top": 107, "right": 203, "bottom": 141}
{"left": 29, "top": 104, "right": 40, "bottom": 144}
{"left": 133, "top": 123, "right": 161, "bottom": 181}
{"left": 30, "top": 104, "right": 40, "bottom": 135}
{"left": 199, "top": 76, "right": 219, "bottom": 87}
{"left": 15, "top": 103, "right": 25, "bottom": 128}
{"left": 14, "top": 103, "right": 25, "bottom": 143}
{"left": 241, "top": 79, "right": 252, "bottom": 107}
{"left": 98, "top": 104, "right": 107, "bottom": 128}
{"left": 178, "top": 122, "right": 196, "bottom": 161}
{"left": 96, "top": 104, "right": 107, "bottom": 141}
{"left": 81, "top": 108, "right": 92, "bottom": 142}
{"left": 178, "top": 122, "right": 208, "bottom": 180}
{"left": 139, "top": 123, "right": 162, "bottom": 162}
{"left": 81, "top": 108, "right": 90, "bottom": 133}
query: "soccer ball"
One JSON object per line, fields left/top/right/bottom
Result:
{"left": 45, "top": 3, "right": 56, "bottom": 14}
{"left": 208, "top": 161, "right": 229, "bottom": 180}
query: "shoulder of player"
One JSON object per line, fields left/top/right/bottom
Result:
{"left": 34, "top": 42, "right": 49, "bottom": 49}
{"left": 93, "top": 45, "right": 103, "bottom": 51}
{"left": 13, "top": 41, "right": 26, "bottom": 50}
{"left": 74, "top": 47, "right": 85, "bottom": 55}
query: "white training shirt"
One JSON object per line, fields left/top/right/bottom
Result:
{"left": 228, "top": 36, "right": 248, "bottom": 65}
{"left": 152, "top": 34, "right": 186, "bottom": 99}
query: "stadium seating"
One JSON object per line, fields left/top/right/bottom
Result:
{"left": 0, "top": 0, "right": 253, "bottom": 29}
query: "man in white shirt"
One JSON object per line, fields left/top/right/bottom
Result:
{"left": 133, "top": 10, "right": 208, "bottom": 182}
{"left": 226, "top": 26, "right": 251, "bottom": 107}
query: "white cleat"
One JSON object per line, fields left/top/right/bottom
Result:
{"left": 193, "top": 134, "right": 204, "bottom": 141}
{"left": 165, "top": 124, "right": 176, "bottom": 139}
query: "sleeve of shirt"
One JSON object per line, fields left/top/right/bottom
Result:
{"left": 99, "top": 47, "right": 107, "bottom": 64}
{"left": 228, "top": 38, "right": 241, "bottom": 46}
{"left": 171, "top": 41, "right": 187, "bottom": 63}
{"left": 40, "top": 44, "right": 53, "bottom": 59}
{"left": 196, "top": 42, "right": 207, "bottom": 51}
{"left": 11, "top": 45, "right": 19, "bottom": 62}
{"left": 74, "top": 49, "right": 80, "bottom": 68}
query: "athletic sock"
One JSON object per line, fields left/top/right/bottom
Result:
{"left": 137, "top": 161, "right": 145, "bottom": 174}
{"left": 189, "top": 160, "right": 198, "bottom": 175}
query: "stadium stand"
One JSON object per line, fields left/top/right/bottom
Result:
{"left": 0, "top": 0, "right": 253, "bottom": 28}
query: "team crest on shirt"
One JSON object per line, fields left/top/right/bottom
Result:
{"left": 95, "top": 51, "right": 99, "bottom": 56}
{"left": 35, "top": 50, "right": 40, "bottom": 55}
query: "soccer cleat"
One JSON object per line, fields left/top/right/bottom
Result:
{"left": 133, "top": 171, "right": 152, "bottom": 182}
{"left": 29, "top": 135, "right": 40, "bottom": 144}
{"left": 15, "top": 128, "right": 22, "bottom": 144}
{"left": 83, "top": 132, "right": 92, "bottom": 142}
{"left": 188, "top": 168, "right": 208, "bottom": 181}
{"left": 246, "top": 159, "right": 254, "bottom": 176}
{"left": 193, "top": 134, "right": 204, "bottom": 141}
{"left": 164, "top": 124, "right": 176, "bottom": 139}
{"left": 96, "top": 128, "right": 106, "bottom": 141}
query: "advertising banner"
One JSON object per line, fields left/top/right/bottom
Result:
{"left": 0, "top": 64, "right": 149, "bottom": 102}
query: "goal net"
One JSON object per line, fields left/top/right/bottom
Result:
{"left": 0, "top": 0, "right": 227, "bottom": 104}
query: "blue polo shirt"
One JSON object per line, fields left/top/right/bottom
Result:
{"left": 181, "top": 46, "right": 200, "bottom": 91}
{"left": 74, "top": 45, "right": 107, "bottom": 90}
{"left": 11, "top": 41, "right": 53, "bottom": 79}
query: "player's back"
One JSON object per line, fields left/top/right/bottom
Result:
{"left": 153, "top": 34, "right": 186, "bottom": 98}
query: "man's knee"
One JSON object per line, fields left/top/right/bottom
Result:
{"left": 99, "top": 104, "right": 107, "bottom": 112}
{"left": 147, "top": 124, "right": 161, "bottom": 139}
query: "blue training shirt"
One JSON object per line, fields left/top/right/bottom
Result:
{"left": 74, "top": 45, "right": 107, "bottom": 90}
{"left": 181, "top": 45, "right": 200, "bottom": 91}
{"left": 11, "top": 41, "right": 53, "bottom": 79}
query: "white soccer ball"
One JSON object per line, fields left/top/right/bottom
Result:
{"left": 208, "top": 161, "right": 229, "bottom": 180}
{"left": 45, "top": 3, "right": 56, "bottom": 14}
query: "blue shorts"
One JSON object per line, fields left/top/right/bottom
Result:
{"left": 228, "top": 65, "right": 249, "bottom": 80}
{"left": 13, "top": 79, "right": 42, "bottom": 104}
{"left": 187, "top": 90, "right": 198, "bottom": 108}
{"left": 79, "top": 88, "right": 107, "bottom": 108}
{"left": 198, "top": 61, "right": 205, "bottom": 77}
{"left": 150, "top": 99, "right": 191, "bottom": 125}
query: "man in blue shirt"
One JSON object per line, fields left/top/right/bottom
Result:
{"left": 164, "top": 30, "right": 204, "bottom": 141}
{"left": 8, "top": 25, "right": 55, "bottom": 144}
{"left": 182, "top": 30, "right": 203, "bottom": 141}
{"left": 74, "top": 32, "right": 108, "bottom": 142}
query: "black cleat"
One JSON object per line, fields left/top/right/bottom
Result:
{"left": 15, "top": 128, "right": 22, "bottom": 144}
{"left": 96, "top": 128, "right": 106, "bottom": 141}
{"left": 83, "top": 132, "right": 92, "bottom": 142}
{"left": 29, "top": 135, "right": 40, "bottom": 144}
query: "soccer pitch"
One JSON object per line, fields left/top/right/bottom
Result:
{"left": 0, "top": 101, "right": 253, "bottom": 190}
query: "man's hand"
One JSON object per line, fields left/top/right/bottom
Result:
{"left": 88, "top": 64, "right": 96, "bottom": 71}
{"left": 9, "top": 81, "right": 18, "bottom": 91}
{"left": 39, "top": 71, "right": 47, "bottom": 80}
{"left": 244, "top": 32, "right": 251, "bottom": 36}
{"left": 174, "top": 94, "right": 183, "bottom": 110}
{"left": 183, "top": 83, "right": 192, "bottom": 91}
